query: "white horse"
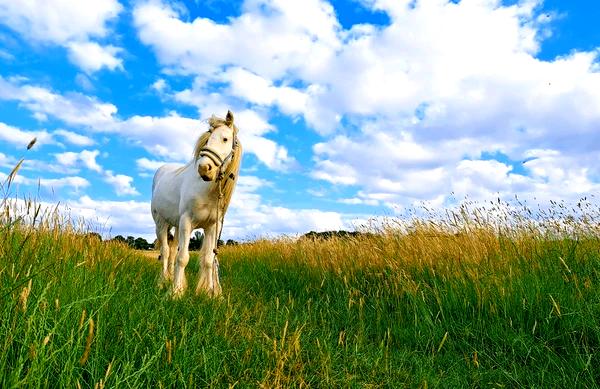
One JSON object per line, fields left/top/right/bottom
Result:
{"left": 151, "top": 111, "right": 242, "bottom": 297}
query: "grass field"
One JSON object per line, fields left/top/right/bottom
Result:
{"left": 2, "top": 199, "right": 600, "bottom": 387}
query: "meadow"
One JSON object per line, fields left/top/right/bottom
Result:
{"left": 2, "top": 196, "right": 600, "bottom": 387}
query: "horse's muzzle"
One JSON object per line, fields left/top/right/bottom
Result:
{"left": 198, "top": 163, "right": 215, "bottom": 181}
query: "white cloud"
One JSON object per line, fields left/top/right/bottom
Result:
{"left": 0, "top": 149, "right": 79, "bottom": 175}
{"left": 136, "top": 158, "right": 168, "bottom": 172}
{"left": 133, "top": 0, "right": 340, "bottom": 79}
{"left": 53, "top": 149, "right": 138, "bottom": 196}
{"left": 103, "top": 171, "right": 140, "bottom": 196}
{"left": 54, "top": 152, "right": 79, "bottom": 167}
{"left": 5, "top": 176, "right": 353, "bottom": 240}
{"left": 311, "top": 159, "right": 358, "bottom": 185}
{"left": 1, "top": 74, "right": 293, "bottom": 170}
{"left": 172, "top": 77, "right": 298, "bottom": 170}
{"left": 0, "top": 0, "right": 124, "bottom": 73}
{"left": 67, "top": 41, "right": 123, "bottom": 73}
{"left": 0, "top": 171, "right": 89, "bottom": 191}
{"left": 223, "top": 67, "right": 308, "bottom": 115}
{"left": 132, "top": 0, "right": 600, "bottom": 213}
{"left": 339, "top": 197, "right": 379, "bottom": 206}
{"left": 65, "top": 194, "right": 347, "bottom": 240}
{"left": 40, "top": 176, "right": 90, "bottom": 191}
{"left": 0, "top": 122, "right": 52, "bottom": 148}
{"left": 132, "top": 0, "right": 341, "bottom": 134}
{"left": 0, "top": 76, "right": 295, "bottom": 172}
{"left": 3, "top": 0, "right": 600, "bottom": 240}
{"left": 242, "top": 134, "right": 295, "bottom": 171}
{"left": 0, "top": 0, "right": 122, "bottom": 43}
{"left": 54, "top": 129, "right": 95, "bottom": 146}
{"left": 170, "top": 85, "right": 297, "bottom": 169}
{"left": 222, "top": 175, "right": 350, "bottom": 239}
{"left": 0, "top": 76, "right": 119, "bottom": 130}
{"left": 103, "top": 172, "right": 353, "bottom": 240}
{"left": 0, "top": 152, "right": 15, "bottom": 168}
{"left": 151, "top": 78, "right": 167, "bottom": 93}
{"left": 62, "top": 196, "right": 154, "bottom": 239}
{"left": 54, "top": 150, "right": 102, "bottom": 172}
{"left": 78, "top": 150, "right": 103, "bottom": 173}
{"left": 297, "top": 1, "right": 600, "bottom": 210}
{"left": 447, "top": 153, "right": 600, "bottom": 205}
{"left": 121, "top": 113, "right": 204, "bottom": 161}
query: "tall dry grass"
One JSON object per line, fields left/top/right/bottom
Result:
{"left": 226, "top": 197, "right": 600, "bottom": 276}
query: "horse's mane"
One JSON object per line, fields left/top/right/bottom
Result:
{"left": 192, "top": 115, "right": 242, "bottom": 214}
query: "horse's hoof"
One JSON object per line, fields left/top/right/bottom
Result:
{"left": 169, "top": 287, "right": 185, "bottom": 299}
{"left": 158, "top": 274, "right": 173, "bottom": 288}
{"left": 195, "top": 285, "right": 223, "bottom": 299}
{"left": 194, "top": 286, "right": 208, "bottom": 297}
{"left": 195, "top": 282, "right": 214, "bottom": 297}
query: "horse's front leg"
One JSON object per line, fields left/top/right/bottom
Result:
{"left": 195, "top": 223, "right": 221, "bottom": 297}
{"left": 172, "top": 217, "right": 191, "bottom": 298}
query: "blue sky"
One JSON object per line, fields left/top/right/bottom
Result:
{"left": 0, "top": 0, "right": 599, "bottom": 240}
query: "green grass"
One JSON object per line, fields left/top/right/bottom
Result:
{"left": 2, "top": 208, "right": 600, "bottom": 387}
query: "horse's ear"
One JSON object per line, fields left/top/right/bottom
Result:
{"left": 225, "top": 110, "right": 234, "bottom": 127}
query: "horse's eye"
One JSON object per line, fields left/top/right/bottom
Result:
{"left": 223, "top": 137, "right": 229, "bottom": 142}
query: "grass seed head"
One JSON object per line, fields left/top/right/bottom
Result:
{"left": 18, "top": 279, "right": 33, "bottom": 312}
{"left": 27, "top": 137, "right": 37, "bottom": 150}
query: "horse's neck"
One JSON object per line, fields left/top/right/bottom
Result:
{"left": 188, "top": 163, "right": 222, "bottom": 197}
{"left": 204, "top": 180, "right": 222, "bottom": 199}
{"left": 182, "top": 160, "right": 227, "bottom": 204}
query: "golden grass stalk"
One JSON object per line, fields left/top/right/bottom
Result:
{"left": 165, "top": 339, "right": 172, "bottom": 365}
{"left": 6, "top": 158, "right": 24, "bottom": 189}
{"left": 79, "top": 318, "right": 95, "bottom": 365}
{"left": 103, "top": 361, "right": 114, "bottom": 383}
{"left": 78, "top": 309, "right": 87, "bottom": 330}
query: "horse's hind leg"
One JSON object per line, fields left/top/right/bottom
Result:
{"left": 155, "top": 222, "right": 171, "bottom": 285}
{"left": 167, "top": 227, "right": 178, "bottom": 280}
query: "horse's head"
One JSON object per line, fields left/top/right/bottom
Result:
{"left": 196, "top": 110, "right": 238, "bottom": 182}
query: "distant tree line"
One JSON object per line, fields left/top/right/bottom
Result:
{"left": 84, "top": 230, "right": 368, "bottom": 248}
{"left": 111, "top": 235, "right": 153, "bottom": 250}
{"left": 108, "top": 231, "right": 239, "bottom": 250}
